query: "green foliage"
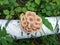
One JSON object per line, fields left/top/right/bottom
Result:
{"left": 38, "top": 14, "right": 53, "bottom": 31}
{"left": 0, "top": 0, "right": 60, "bottom": 18}
{"left": 25, "top": 0, "right": 37, "bottom": 11}
{"left": 0, "top": 27, "right": 13, "bottom": 45}
{"left": 42, "top": 16, "right": 53, "bottom": 31}
{"left": 22, "top": 7, "right": 27, "bottom": 13}
{"left": 0, "top": 27, "right": 7, "bottom": 38}
{"left": 15, "top": 7, "right": 22, "bottom": 13}
{"left": 40, "top": 34, "right": 59, "bottom": 45}
{"left": 35, "top": 0, "right": 41, "bottom": 5}
{"left": 0, "top": 0, "right": 9, "bottom": 5}
{"left": 53, "top": 0, "right": 60, "bottom": 5}
{"left": 0, "top": 0, "right": 19, "bottom": 19}
{"left": 3, "top": 10, "right": 9, "bottom": 15}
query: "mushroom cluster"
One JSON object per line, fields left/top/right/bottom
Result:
{"left": 20, "top": 11, "right": 42, "bottom": 33}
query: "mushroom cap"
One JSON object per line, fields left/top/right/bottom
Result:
{"left": 25, "top": 11, "right": 36, "bottom": 18}
{"left": 34, "top": 15, "right": 42, "bottom": 24}
{"left": 21, "top": 15, "right": 27, "bottom": 23}
{"left": 27, "top": 16, "right": 34, "bottom": 24}
{"left": 20, "top": 13, "right": 24, "bottom": 19}
{"left": 21, "top": 21, "right": 28, "bottom": 27}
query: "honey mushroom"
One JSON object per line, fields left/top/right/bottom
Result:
{"left": 21, "top": 15, "right": 26, "bottom": 22}
{"left": 28, "top": 23, "right": 32, "bottom": 29}
{"left": 24, "top": 22, "right": 32, "bottom": 32}
{"left": 25, "top": 28, "right": 32, "bottom": 33}
{"left": 21, "top": 21, "right": 28, "bottom": 27}
{"left": 24, "top": 24, "right": 32, "bottom": 33}
{"left": 27, "top": 16, "right": 34, "bottom": 24}
{"left": 20, "top": 13, "right": 24, "bottom": 19}
{"left": 32, "top": 25, "right": 37, "bottom": 32}
{"left": 25, "top": 11, "right": 36, "bottom": 18}
{"left": 32, "top": 24, "right": 42, "bottom": 32}
{"left": 34, "top": 15, "right": 42, "bottom": 24}
{"left": 20, "top": 11, "right": 42, "bottom": 33}
{"left": 32, "top": 23, "right": 40, "bottom": 32}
